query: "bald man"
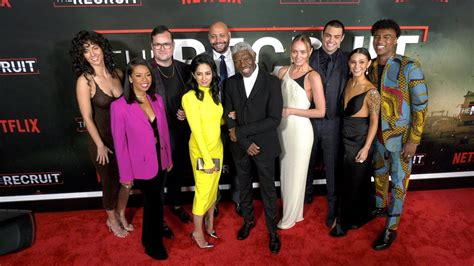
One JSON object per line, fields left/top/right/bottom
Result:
{"left": 206, "top": 21, "right": 240, "bottom": 217}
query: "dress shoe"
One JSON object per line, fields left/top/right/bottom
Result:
{"left": 235, "top": 203, "right": 242, "bottom": 217}
{"left": 349, "top": 224, "right": 361, "bottom": 230}
{"left": 372, "top": 207, "right": 388, "bottom": 217}
{"left": 329, "top": 221, "right": 347, "bottom": 237}
{"left": 214, "top": 205, "right": 219, "bottom": 218}
{"left": 372, "top": 229, "right": 397, "bottom": 250}
{"left": 145, "top": 243, "right": 168, "bottom": 260}
{"left": 269, "top": 232, "right": 281, "bottom": 254}
{"left": 171, "top": 206, "right": 192, "bottom": 224}
{"left": 237, "top": 221, "right": 255, "bottom": 240}
{"left": 162, "top": 223, "right": 174, "bottom": 239}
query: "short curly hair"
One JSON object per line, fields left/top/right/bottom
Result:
{"left": 69, "top": 30, "right": 117, "bottom": 79}
{"left": 371, "top": 19, "right": 401, "bottom": 38}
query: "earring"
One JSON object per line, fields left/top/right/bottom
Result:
{"left": 365, "top": 69, "right": 369, "bottom": 75}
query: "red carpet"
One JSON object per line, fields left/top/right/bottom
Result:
{"left": 1, "top": 188, "right": 473, "bottom": 265}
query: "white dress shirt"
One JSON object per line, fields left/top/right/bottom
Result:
{"left": 213, "top": 48, "right": 235, "bottom": 78}
{"left": 243, "top": 64, "right": 259, "bottom": 98}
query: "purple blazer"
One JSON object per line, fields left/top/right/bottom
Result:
{"left": 111, "top": 94, "right": 172, "bottom": 183}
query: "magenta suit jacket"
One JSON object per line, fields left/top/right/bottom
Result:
{"left": 111, "top": 94, "right": 172, "bottom": 183}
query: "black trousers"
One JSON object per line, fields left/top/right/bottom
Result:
{"left": 306, "top": 118, "right": 342, "bottom": 206}
{"left": 134, "top": 170, "right": 166, "bottom": 251}
{"left": 235, "top": 153, "right": 277, "bottom": 233}
{"left": 164, "top": 129, "right": 190, "bottom": 206}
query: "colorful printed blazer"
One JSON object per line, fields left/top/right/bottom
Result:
{"left": 369, "top": 54, "right": 428, "bottom": 152}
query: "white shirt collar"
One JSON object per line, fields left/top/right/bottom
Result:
{"left": 243, "top": 64, "right": 259, "bottom": 98}
{"left": 212, "top": 48, "right": 235, "bottom": 77}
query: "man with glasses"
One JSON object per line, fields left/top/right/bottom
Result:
{"left": 148, "top": 25, "right": 192, "bottom": 235}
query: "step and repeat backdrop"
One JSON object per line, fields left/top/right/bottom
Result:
{"left": 1, "top": 0, "right": 473, "bottom": 202}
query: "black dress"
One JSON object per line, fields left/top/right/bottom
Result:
{"left": 331, "top": 90, "right": 375, "bottom": 236}
{"left": 88, "top": 82, "right": 120, "bottom": 210}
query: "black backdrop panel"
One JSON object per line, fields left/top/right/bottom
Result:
{"left": 0, "top": 0, "right": 473, "bottom": 199}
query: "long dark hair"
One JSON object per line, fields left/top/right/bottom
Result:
{"left": 187, "top": 53, "right": 220, "bottom": 105}
{"left": 123, "top": 58, "right": 157, "bottom": 104}
{"left": 69, "top": 30, "right": 117, "bottom": 80}
{"left": 348, "top": 47, "right": 372, "bottom": 78}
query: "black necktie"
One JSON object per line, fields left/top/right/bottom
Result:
{"left": 219, "top": 54, "right": 228, "bottom": 101}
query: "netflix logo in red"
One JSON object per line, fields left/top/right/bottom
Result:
{"left": 1, "top": 0, "right": 12, "bottom": 8}
{"left": 181, "top": 0, "right": 241, "bottom": 5}
{"left": 0, "top": 58, "right": 39, "bottom": 75}
{"left": 452, "top": 152, "right": 474, "bottom": 165}
{"left": 0, "top": 119, "right": 40, "bottom": 133}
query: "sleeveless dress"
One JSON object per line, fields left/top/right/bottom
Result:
{"left": 338, "top": 90, "right": 375, "bottom": 230}
{"left": 277, "top": 68, "right": 314, "bottom": 229}
{"left": 87, "top": 81, "right": 120, "bottom": 210}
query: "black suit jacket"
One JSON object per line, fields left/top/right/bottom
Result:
{"left": 309, "top": 48, "right": 348, "bottom": 119}
{"left": 224, "top": 68, "right": 283, "bottom": 160}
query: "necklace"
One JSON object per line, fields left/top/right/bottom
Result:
{"left": 156, "top": 63, "right": 175, "bottom": 79}
{"left": 136, "top": 94, "right": 147, "bottom": 100}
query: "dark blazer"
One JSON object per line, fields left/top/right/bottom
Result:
{"left": 309, "top": 48, "right": 348, "bottom": 119}
{"left": 224, "top": 68, "right": 283, "bottom": 160}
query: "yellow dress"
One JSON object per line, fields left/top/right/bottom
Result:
{"left": 182, "top": 85, "right": 223, "bottom": 216}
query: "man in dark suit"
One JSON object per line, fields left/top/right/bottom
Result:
{"left": 224, "top": 42, "right": 283, "bottom": 254}
{"left": 207, "top": 21, "right": 241, "bottom": 216}
{"left": 306, "top": 20, "right": 348, "bottom": 227}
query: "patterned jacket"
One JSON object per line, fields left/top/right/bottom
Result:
{"left": 369, "top": 54, "right": 428, "bottom": 152}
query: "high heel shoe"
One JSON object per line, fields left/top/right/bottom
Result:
{"left": 190, "top": 233, "right": 214, "bottom": 249}
{"left": 106, "top": 219, "right": 128, "bottom": 238}
{"left": 118, "top": 213, "right": 134, "bottom": 232}
{"left": 204, "top": 216, "right": 218, "bottom": 239}
{"left": 206, "top": 230, "right": 219, "bottom": 239}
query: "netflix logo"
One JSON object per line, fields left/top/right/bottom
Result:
{"left": 1, "top": 0, "right": 12, "bottom": 8}
{"left": 53, "top": 0, "right": 142, "bottom": 8}
{"left": 452, "top": 152, "right": 474, "bottom": 165}
{"left": 0, "top": 58, "right": 39, "bottom": 75}
{"left": 0, "top": 119, "right": 40, "bottom": 133}
{"left": 0, "top": 172, "right": 63, "bottom": 187}
{"left": 181, "top": 0, "right": 241, "bottom": 5}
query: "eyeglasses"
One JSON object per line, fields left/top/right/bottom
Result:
{"left": 152, "top": 42, "right": 173, "bottom": 50}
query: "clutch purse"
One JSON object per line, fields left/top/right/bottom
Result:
{"left": 196, "top": 158, "right": 220, "bottom": 171}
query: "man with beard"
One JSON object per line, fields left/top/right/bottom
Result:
{"left": 148, "top": 25, "right": 192, "bottom": 235}
{"left": 307, "top": 20, "right": 348, "bottom": 228}
{"left": 207, "top": 21, "right": 241, "bottom": 216}
{"left": 224, "top": 42, "right": 283, "bottom": 254}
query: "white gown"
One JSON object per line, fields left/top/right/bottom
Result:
{"left": 277, "top": 68, "right": 314, "bottom": 229}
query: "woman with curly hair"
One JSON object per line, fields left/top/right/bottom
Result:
{"left": 182, "top": 54, "right": 223, "bottom": 249}
{"left": 70, "top": 30, "right": 132, "bottom": 238}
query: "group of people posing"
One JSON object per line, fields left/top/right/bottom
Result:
{"left": 70, "top": 18, "right": 428, "bottom": 260}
